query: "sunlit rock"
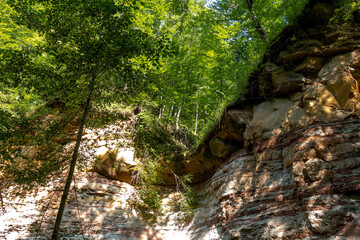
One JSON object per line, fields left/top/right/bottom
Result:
{"left": 244, "top": 98, "right": 295, "bottom": 143}
{"left": 90, "top": 147, "right": 137, "bottom": 183}
{"left": 222, "top": 109, "right": 252, "bottom": 143}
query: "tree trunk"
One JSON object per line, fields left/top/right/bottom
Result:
{"left": 176, "top": 34, "right": 193, "bottom": 131}
{"left": 245, "top": 0, "right": 268, "bottom": 45}
{"left": 176, "top": 64, "right": 190, "bottom": 131}
{"left": 195, "top": 102, "right": 199, "bottom": 135}
{"left": 51, "top": 74, "right": 96, "bottom": 240}
{"left": 176, "top": 105, "right": 182, "bottom": 131}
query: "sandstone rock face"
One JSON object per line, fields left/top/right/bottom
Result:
{"left": 91, "top": 147, "right": 137, "bottom": 183}
{"left": 183, "top": 2, "right": 360, "bottom": 239}
{"left": 244, "top": 98, "right": 296, "bottom": 144}
{"left": 272, "top": 70, "right": 306, "bottom": 95}
{"left": 78, "top": 120, "right": 137, "bottom": 183}
{"left": 294, "top": 56, "right": 325, "bottom": 73}
{"left": 222, "top": 109, "right": 253, "bottom": 143}
{"left": 188, "top": 120, "right": 360, "bottom": 240}
{"left": 0, "top": 172, "right": 189, "bottom": 240}
{"left": 188, "top": 29, "right": 360, "bottom": 180}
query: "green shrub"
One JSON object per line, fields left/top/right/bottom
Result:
{"left": 331, "top": 0, "right": 360, "bottom": 24}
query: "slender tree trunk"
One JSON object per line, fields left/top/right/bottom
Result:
{"left": 245, "top": 0, "right": 268, "bottom": 45}
{"left": 195, "top": 102, "right": 199, "bottom": 135}
{"left": 161, "top": 105, "right": 166, "bottom": 120}
{"left": 176, "top": 65, "right": 190, "bottom": 131}
{"left": 176, "top": 105, "right": 182, "bottom": 131}
{"left": 169, "top": 105, "right": 174, "bottom": 117}
{"left": 158, "top": 105, "right": 162, "bottom": 119}
{"left": 166, "top": 105, "right": 173, "bottom": 129}
{"left": 219, "top": 69, "right": 224, "bottom": 100}
{"left": 176, "top": 33, "right": 194, "bottom": 131}
{"left": 51, "top": 74, "right": 96, "bottom": 240}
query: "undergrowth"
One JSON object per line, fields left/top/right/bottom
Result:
{"left": 131, "top": 109, "right": 199, "bottom": 221}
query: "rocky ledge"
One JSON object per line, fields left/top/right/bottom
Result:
{"left": 184, "top": 1, "right": 360, "bottom": 239}
{"left": 189, "top": 119, "right": 360, "bottom": 240}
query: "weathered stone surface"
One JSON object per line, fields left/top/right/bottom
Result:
{"left": 277, "top": 40, "right": 360, "bottom": 63}
{"left": 290, "top": 84, "right": 352, "bottom": 125}
{"left": 183, "top": 146, "right": 224, "bottom": 184}
{"left": 272, "top": 70, "right": 306, "bottom": 95}
{"left": 286, "top": 104, "right": 313, "bottom": 130}
{"left": 241, "top": 91, "right": 350, "bottom": 143}
{"left": 318, "top": 49, "right": 360, "bottom": 81}
{"left": 294, "top": 56, "right": 325, "bottom": 73}
{"left": 277, "top": 28, "right": 360, "bottom": 63}
{"left": 188, "top": 121, "right": 360, "bottom": 240}
{"left": 209, "top": 136, "right": 232, "bottom": 158}
{"left": 258, "top": 63, "right": 307, "bottom": 96}
{"left": 304, "top": 2, "right": 335, "bottom": 26}
{"left": 222, "top": 109, "right": 252, "bottom": 143}
{"left": 5, "top": 122, "right": 353, "bottom": 239}
{"left": 326, "top": 71, "right": 353, "bottom": 108}
{"left": 304, "top": 158, "right": 332, "bottom": 182}
{"left": 325, "top": 25, "right": 360, "bottom": 43}
{"left": 91, "top": 147, "right": 137, "bottom": 183}
{"left": 315, "top": 49, "right": 360, "bottom": 114}
{"left": 0, "top": 172, "right": 189, "bottom": 240}
{"left": 244, "top": 98, "right": 296, "bottom": 142}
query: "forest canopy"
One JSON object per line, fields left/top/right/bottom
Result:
{"left": 0, "top": 0, "right": 310, "bottom": 144}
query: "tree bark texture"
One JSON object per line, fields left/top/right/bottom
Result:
{"left": 51, "top": 74, "right": 96, "bottom": 239}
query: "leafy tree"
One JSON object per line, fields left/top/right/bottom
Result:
{"left": 7, "top": 0, "right": 166, "bottom": 238}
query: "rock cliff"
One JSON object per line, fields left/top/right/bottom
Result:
{"left": 182, "top": 2, "right": 360, "bottom": 239}
{"left": 1, "top": 1, "right": 360, "bottom": 239}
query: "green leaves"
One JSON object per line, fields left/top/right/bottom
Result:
{"left": 10, "top": 0, "right": 142, "bottom": 72}
{"left": 331, "top": 0, "right": 360, "bottom": 24}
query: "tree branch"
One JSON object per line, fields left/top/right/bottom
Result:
{"left": 245, "top": 0, "right": 268, "bottom": 45}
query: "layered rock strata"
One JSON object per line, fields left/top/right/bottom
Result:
{"left": 183, "top": 2, "right": 360, "bottom": 239}
{"left": 189, "top": 119, "right": 360, "bottom": 239}
{"left": 0, "top": 171, "right": 189, "bottom": 240}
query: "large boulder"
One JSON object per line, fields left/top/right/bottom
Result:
{"left": 91, "top": 147, "right": 137, "bottom": 183}
{"left": 222, "top": 109, "right": 253, "bottom": 143}
{"left": 259, "top": 63, "right": 307, "bottom": 96}
{"left": 304, "top": 2, "right": 335, "bottom": 27}
{"left": 209, "top": 136, "right": 233, "bottom": 158}
{"left": 294, "top": 56, "right": 325, "bottom": 74}
{"left": 184, "top": 146, "right": 222, "bottom": 183}
{"left": 318, "top": 49, "right": 360, "bottom": 81}
{"left": 272, "top": 70, "right": 306, "bottom": 95}
{"left": 301, "top": 84, "right": 351, "bottom": 122}
{"left": 244, "top": 98, "right": 296, "bottom": 143}
{"left": 316, "top": 49, "right": 360, "bottom": 114}
{"left": 326, "top": 71, "right": 353, "bottom": 108}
